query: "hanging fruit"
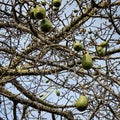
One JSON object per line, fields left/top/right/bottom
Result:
{"left": 56, "top": 89, "right": 60, "bottom": 96}
{"left": 52, "top": 0, "right": 62, "bottom": 7}
{"left": 34, "top": 5, "right": 46, "bottom": 19}
{"left": 40, "top": 18, "right": 52, "bottom": 32}
{"left": 74, "top": 95, "right": 88, "bottom": 111}
{"left": 45, "top": 79, "right": 49, "bottom": 83}
{"left": 81, "top": 52, "right": 93, "bottom": 70}
{"left": 73, "top": 41, "right": 83, "bottom": 52}
{"left": 96, "top": 46, "right": 105, "bottom": 56}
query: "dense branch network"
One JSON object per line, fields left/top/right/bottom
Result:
{"left": 0, "top": 0, "right": 120, "bottom": 120}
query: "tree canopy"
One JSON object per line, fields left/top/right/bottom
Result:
{"left": 0, "top": 0, "right": 120, "bottom": 120}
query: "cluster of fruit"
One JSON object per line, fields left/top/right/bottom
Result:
{"left": 46, "top": 79, "right": 88, "bottom": 111}
{"left": 73, "top": 41, "right": 109, "bottom": 70}
{"left": 72, "top": 42, "right": 89, "bottom": 111}
{"left": 73, "top": 42, "right": 93, "bottom": 70}
{"left": 29, "top": 0, "right": 62, "bottom": 33}
{"left": 73, "top": 41, "right": 109, "bottom": 111}
{"left": 29, "top": 0, "right": 109, "bottom": 112}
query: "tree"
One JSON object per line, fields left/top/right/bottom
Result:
{"left": 0, "top": 0, "right": 120, "bottom": 120}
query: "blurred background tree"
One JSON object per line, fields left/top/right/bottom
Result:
{"left": 0, "top": 0, "right": 120, "bottom": 120}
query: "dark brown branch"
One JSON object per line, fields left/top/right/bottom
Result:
{"left": 52, "top": 113, "right": 56, "bottom": 120}
{"left": 20, "top": 105, "right": 28, "bottom": 120}
{"left": 13, "top": 101, "right": 18, "bottom": 120}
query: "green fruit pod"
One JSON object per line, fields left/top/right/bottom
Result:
{"left": 56, "top": 89, "right": 60, "bottom": 96}
{"left": 82, "top": 52, "right": 93, "bottom": 70}
{"left": 96, "top": 46, "right": 105, "bottom": 56}
{"left": 45, "top": 79, "right": 49, "bottom": 83}
{"left": 74, "top": 95, "right": 88, "bottom": 111}
{"left": 40, "top": 18, "right": 52, "bottom": 32}
{"left": 34, "top": 5, "right": 46, "bottom": 19}
{"left": 73, "top": 41, "right": 83, "bottom": 52}
{"left": 52, "top": 0, "right": 62, "bottom": 7}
